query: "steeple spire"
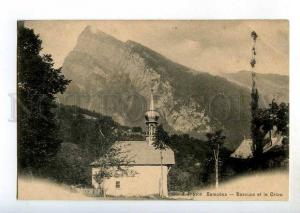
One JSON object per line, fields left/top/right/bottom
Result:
{"left": 145, "top": 88, "right": 160, "bottom": 146}
{"left": 150, "top": 89, "right": 154, "bottom": 111}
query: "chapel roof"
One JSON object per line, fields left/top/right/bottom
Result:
{"left": 91, "top": 140, "right": 175, "bottom": 166}
{"left": 230, "top": 131, "right": 285, "bottom": 159}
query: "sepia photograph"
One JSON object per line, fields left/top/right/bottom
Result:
{"left": 17, "top": 20, "right": 289, "bottom": 200}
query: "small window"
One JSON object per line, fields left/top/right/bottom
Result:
{"left": 116, "top": 181, "right": 120, "bottom": 189}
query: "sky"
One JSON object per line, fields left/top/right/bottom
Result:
{"left": 25, "top": 20, "right": 289, "bottom": 75}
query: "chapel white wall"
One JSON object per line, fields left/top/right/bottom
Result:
{"left": 92, "top": 165, "right": 169, "bottom": 197}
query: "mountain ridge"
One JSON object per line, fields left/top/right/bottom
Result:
{"left": 61, "top": 26, "right": 285, "bottom": 150}
{"left": 221, "top": 70, "right": 289, "bottom": 104}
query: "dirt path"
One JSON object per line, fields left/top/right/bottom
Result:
{"left": 18, "top": 177, "right": 93, "bottom": 200}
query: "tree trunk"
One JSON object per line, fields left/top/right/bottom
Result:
{"left": 215, "top": 156, "right": 219, "bottom": 189}
{"left": 160, "top": 150, "right": 164, "bottom": 197}
{"left": 213, "top": 145, "right": 219, "bottom": 189}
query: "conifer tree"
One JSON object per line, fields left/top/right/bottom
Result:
{"left": 249, "top": 31, "right": 264, "bottom": 163}
{"left": 17, "top": 23, "right": 71, "bottom": 173}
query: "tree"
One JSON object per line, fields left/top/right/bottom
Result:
{"left": 153, "top": 124, "right": 170, "bottom": 197}
{"left": 249, "top": 30, "right": 266, "bottom": 165}
{"left": 153, "top": 124, "right": 170, "bottom": 150}
{"left": 168, "top": 166, "right": 195, "bottom": 192}
{"left": 167, "top": 133, "right": 210, "bottom": 191}
{"left": 274, "top": 102, "right": 289, "bottom": 158}
{"left": 249, "top": 31, "right": 289, "bottom": 169}
{"left": 51, "top": 142, "right": 90, "bottom": 186}
{"left": 270, "top": 101, "right": 289, "bottom": 137}
{"left": 17, "top": 24, "right": 71, "bottom": 174}
{"left": 251, "top": 100, "right": 289, "bottom": 168}
{"left": 206, "top": 129, "right": 226, "bottom": 188}
{"left": 92, "top": 145, "right": 135, "bottom": 196}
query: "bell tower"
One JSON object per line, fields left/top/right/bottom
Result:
{"left": 145, "top": 89, "right": 160, "bottom": 146}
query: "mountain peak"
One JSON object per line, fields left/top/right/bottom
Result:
{"left": 78, "top": 25, "right": 124, "bottom": 46}
{"left": 81, "top": 25, "right": 109, "bottom": 36}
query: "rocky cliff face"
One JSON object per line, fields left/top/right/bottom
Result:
{"left": 62, "top": 26, "right": 253, "bottom": 149}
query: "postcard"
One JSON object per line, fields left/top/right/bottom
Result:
{"left": 17, "top": 20, "right": 289, "bottom": 200}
